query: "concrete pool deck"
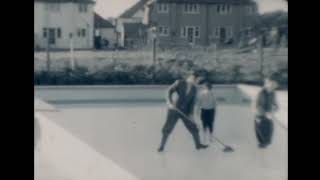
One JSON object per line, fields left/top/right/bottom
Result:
{"left": 35, "top": 84, "right": 288, "bottom": 180}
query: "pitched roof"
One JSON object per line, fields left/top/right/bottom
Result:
{"left": 34, "top": 0, "right": 95, "bottom": 3}
{"left": 157, "top": 0, "right": 255, "bottom": 4}
{"left": 119, "top": 0, "right": 150, "bottom": 18}
{"left": 94, "top": 13, "right": 114, "bottom": 28}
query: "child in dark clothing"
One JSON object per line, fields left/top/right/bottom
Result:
{"left": 254, "top": 76, "right": 279, "bottom": 148}
{"left": 158, "top": 71, "right": 208, "bottom": 152}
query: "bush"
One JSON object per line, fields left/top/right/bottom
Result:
{"left": 34, "top": 61, "right": 287, "bottom": 89}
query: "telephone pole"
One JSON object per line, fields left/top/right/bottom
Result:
{"left": 258, "top": 34, "right": 264, "bottom": 82}
{"left": 45, "top": 4, "right": 51, "bottom": 72}
{"left": 151, "top": 27, "right": 157, "bottom": 65}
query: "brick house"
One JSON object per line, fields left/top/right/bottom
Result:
{"left": 149, "top": 0, "right": 258, "bottom": 47}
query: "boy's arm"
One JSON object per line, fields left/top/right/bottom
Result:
{"left": 255, "top": 91, "right": 266, "bottom": 116}
{"left": 272, "top": 93, "right": 279, "bottom": 112}
{"left": 166, "top": 80, "right": 179, "bottom": 107}
{"left": 195, "top": 92, "right": 202, "bottom": 116}
{"left": 186, "top": 87, "right": 198, "bottom": 119}
{"left": 211, "top": 91, "right": 217, "bottom": 108}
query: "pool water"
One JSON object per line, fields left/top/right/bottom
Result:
{"left": 43, "top": 101, "right": 287, "bottom": 180}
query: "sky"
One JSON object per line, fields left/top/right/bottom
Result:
{"left": 94, "top": 0, "right": 288, "bottom": 19}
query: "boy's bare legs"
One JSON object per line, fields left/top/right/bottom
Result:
{"left": 209, "top": 132, "right": 214, "bottom": 143}
{"left": 202, "top": 128, "right": 208, "bottom": 145}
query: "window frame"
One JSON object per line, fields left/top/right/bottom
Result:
{"left": 158, "top": 26, "right": 170, "bottom": 37}
{"left": 57, "top": 28, "right": 62, "bottom": 39}
{"left": 183, "top": 4, "right": 200, "bottom": 14}
{"left": 195, "top": 26, "right": 200, "bottom": 38}
{"left": 181, "top": 26, "right": 200, "bottom": 39}
{"left": 81, "top": 28, "right": 86, "bottom": 37}
{"left": 48, "top": 28, "right": 56, "bottom": 45}
{"left": 43, "top": 28, "right": 48, "bottom": 38}
{"left": 157, "top": 3, "right": 169, "bottom": 13}
{"left": 77, "top": 29, "right": 82, "bottom": 37}
{"left": 79, "top": 3, "right": 88, "bottom": 13}
{"left": 217, "top": 4, "right": 232, "bottom": 15}
{"left": 246, "top": 5, "right": 255, "bottom": 15}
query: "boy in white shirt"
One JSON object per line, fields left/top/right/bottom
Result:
{"left": 197, "top": 81, "right": 217, "bottom": 145}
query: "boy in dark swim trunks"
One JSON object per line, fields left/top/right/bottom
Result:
{"left": 254, "top": 75, "right": 279, "bottom": 148}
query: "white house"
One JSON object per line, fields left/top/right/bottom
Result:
{"left": 94, "top": 13, "right": 117, "bottom": 49}
{"left": 34, "top": 0, "right": 95, "bottom": 50}
{"left": 116, "top": 0, "right": 153, "bottom": 48}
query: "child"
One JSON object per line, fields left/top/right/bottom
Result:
{"left": 197, "top": 81, "right": 217, "bottom": 145}
{"left": 254, "top": 75, "right": 279, "bottom": 148}
{"left": 157, "top": 71, "right": 208, "bottom": 152}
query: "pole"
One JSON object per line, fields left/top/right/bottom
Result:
{"left": 46, "top": 35, "right": 51, "bottom": 72}
{"left": 153, "top": 38, "right": 157, "bottom": 65}
{"left": 45, "top": 4, "right": 51, "bottom": 72}
{"left": 69, "top": 4, "right": 75, "bottom": 70}
{"left": 258, "top": 34, "right": 264, "bottom": 82}
{"left": 70, "top": 34, "right": 75, "bottom": 70}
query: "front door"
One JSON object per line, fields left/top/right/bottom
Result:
{"left": 187, "top": 27, "right": 195, "bottom": 44}
{"left": 220, "top": 27, "right": 226, "bottom": 43}
{"left": 48, "top": 28, "right": 56, "bottom": 45}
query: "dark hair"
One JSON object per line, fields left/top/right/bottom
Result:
{"left": 266, "top": 72, "right": 280, "bottom": 83}
{"left": 192, "top": 69, "right": 207, "bottom": 78}
{"left": 204, "top": 81, "right": 213, "bottom": 90}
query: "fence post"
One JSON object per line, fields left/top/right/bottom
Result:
{"left": 153, "top": 38, "right": 157, "bottom": 65}
{"left": 70, "top": 34, "right": 75, "bottom": 70}
{"left": 46, "top": 37, "right": 51, "bottom": 72}
{"left": 258, "top": 35, "right": 264, "bottom": 82}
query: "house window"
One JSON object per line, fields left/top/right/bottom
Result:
{"left": 81, "top": 29, "right": 86, "bottom": 37}
{"left": 157, "top": 3, "right": 169, "bottom": 13}
{"left": 79, "top": 4, "right": 88, "bottom": 13}
{"left": 57, "top": 28, "right": 61, "bottom": 38}
{"left": 77, "top": 29, "right": 82, "bottom": 37}
{"left": 195, "top": 27, "right": 200, "bottom": 38}
{"left": 48, "top": 28, "right": 56, "bottom": 44}
{"left": 43, "top": 28, "right": 47, "bottom": 38}
{"left": 181, "top": 26, "right": 200, "bottom": 38}
{"left": 217, "top": 4, "right": 232, "bottom": 14}
{"left": 183, "top": 4, "right": 200, "bottom": 14}
{"left": 47, "top": 3, "right": 60, "bottom": 12}
{"left": 158, "top": 26, "right": 169, "bottom": 36}
{"left": 246, "top": 6, "right": 255, "bottom": 14}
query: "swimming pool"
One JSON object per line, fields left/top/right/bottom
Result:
{"left": 35, "top": 85, "right": 287, "bottom": 180}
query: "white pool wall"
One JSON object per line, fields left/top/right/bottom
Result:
{"left": 35, "top": 85, "right": 245, "bottom": 104}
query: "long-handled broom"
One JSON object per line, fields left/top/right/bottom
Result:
{"left": 171, "top": 107, "right": 234, "bottom": 153}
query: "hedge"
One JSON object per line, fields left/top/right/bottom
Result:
{"left": 34, "top": 63, "right": 287, "bottom": 89}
